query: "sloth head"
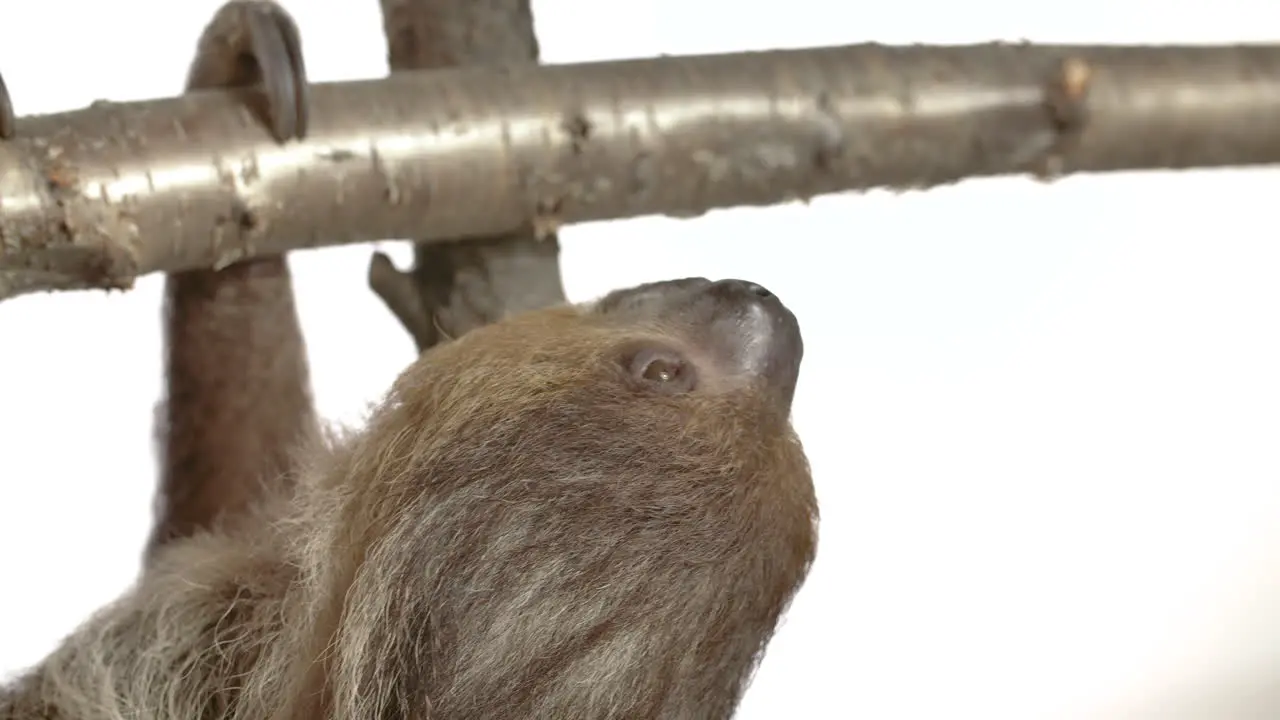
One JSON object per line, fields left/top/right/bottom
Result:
{"left": 298, "top": 277, "right": 817, "bottom": 719}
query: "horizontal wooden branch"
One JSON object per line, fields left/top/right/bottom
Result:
{"left": 3, "top": 42, "right": 1280, "bottom": 301}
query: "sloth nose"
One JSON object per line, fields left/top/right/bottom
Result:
{"left": 698, "top": 278, "right": 803, "bottom": 410}
{"left": 707, "top": 278, "right": 772, "bottom": 299}
{"left": 595, "top": 276, "right": 804, "bottom": 411}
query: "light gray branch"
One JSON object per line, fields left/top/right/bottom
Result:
{"left": 4, "top": 42, "right": 1280, "bottom": 301}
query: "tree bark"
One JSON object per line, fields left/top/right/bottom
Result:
{"left": 4, "top": 43, "right": 1280, "bottom": 301}
{"left": 371, "top": 0, "right": 565, "bottom": 350}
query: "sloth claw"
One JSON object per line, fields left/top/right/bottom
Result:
{"left": 242, "top": 1, "right": 308, "bottom": 142}
{"left": 193, "top": 0, "right": 309, "bottom": 143}
{"left": 0, "top": 72, "right": 14, "bottom": 139}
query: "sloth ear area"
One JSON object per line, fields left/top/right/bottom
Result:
{"left": 623, "top": 344, "right": 699, "bottom": 395}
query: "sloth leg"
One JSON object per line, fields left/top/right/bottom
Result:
{"left": 149, "top": 0, "right": 316, "bottom": 557}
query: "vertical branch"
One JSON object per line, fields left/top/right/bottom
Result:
{"left": 370, "top": 0, "right": 567, "bottom": 350}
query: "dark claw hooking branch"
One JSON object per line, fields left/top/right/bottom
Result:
{"left": 0, "top": 71, "right": 13, "bottom": 139}
{"left": 244, "top": 1, "right": 309, "bottom": 142}
{"left": 190, "top": 0, "right": 310, "bottom": 143}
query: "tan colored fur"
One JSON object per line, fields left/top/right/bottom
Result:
{"left": 2, "top": 304, "right": 817, "bottom": 720}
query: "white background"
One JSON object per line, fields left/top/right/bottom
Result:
{"left": 4, "top": 1, "right": 1280, "bottom": 718}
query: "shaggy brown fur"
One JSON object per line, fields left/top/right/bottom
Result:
{"left": 0, "top": 280, "right": 818, "bottom": 720}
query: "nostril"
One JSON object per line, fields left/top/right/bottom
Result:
{"left": 745, "top": 282, "right": 772, "bottom": 298}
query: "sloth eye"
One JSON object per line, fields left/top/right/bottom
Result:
{"left": 626, "top": 346, "right": 697, "bottom": 394}
{"left": 642, "top": 358, "right": 681, "bottom": 382}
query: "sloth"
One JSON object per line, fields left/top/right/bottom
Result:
{"left": 0, "top": 277, "right": 818, "bottom": 720}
